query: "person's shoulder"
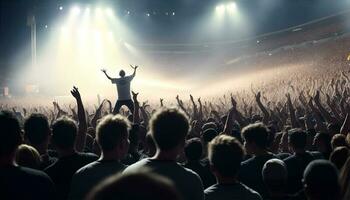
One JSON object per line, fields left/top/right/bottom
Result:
{"left": 204, "top": 184, "right": 218, "bottom": 194}
{"left": 77, "top": 152, "right": 99, "bottom": 160}
{"left": 75, "top": 160, "right": 100, "bottom": 174}
{"left": 18, "top": 166, "right": 53, "bottom": 183}
{"left": 124, "top": 158, "right": 151, "bottom": 173}
{"left": 239, "top": 183, "right": 263, "bottom": 200}
{"left": 283, "top": 154, "right": 296, "bottom": 163}
{"left": 242, "top": 156, "right": 255, "bottom": 166}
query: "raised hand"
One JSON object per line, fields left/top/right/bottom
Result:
{"left": 255, "top": 91, "right": 261, "bottom": 102}
{"left": 190, "top": 94, "right": 194, "bottom": 102}
{"left": 130, "top": 65, "right": 139, "bottom": 70}
{"left": 198, "top": 98, "right": 201, "bottom": 104}
{"left": 314, "top": 90, "right": 320, "bottom": 102}
{"left": 101, "top": 69, "right": 106, "bottom": 73}
{"left": 70, "top": 86, "right": 81, "bottom": 100}
{"left": 230, "top": 93, "right": 237, "bottom": 108}
{"left": 131, "top": 91, "right": 139, "bottom": 103}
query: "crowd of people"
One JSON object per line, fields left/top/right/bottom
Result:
{"left": 2, "top": 60, "right": 350, "bottom": 200}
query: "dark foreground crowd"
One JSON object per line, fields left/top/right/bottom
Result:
{"left": 1, "top": 81, "right": 350, "bottom": 200}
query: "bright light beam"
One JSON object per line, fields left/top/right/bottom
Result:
{"left": 216, "top": 5, "right": 226, "bottom": 14}
{"left": 226, "top": 2, "right": 237, "bottom": 14}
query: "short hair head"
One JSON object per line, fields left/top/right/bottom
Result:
{"left": 241, "top": 123, "right": 269, "bottom": 149}
{"left": 201, "top": 128, "right": 218, "bottom": 144}
{"left": 96, "top": 115, "right": 131, "bottom": 152}
{"left": 150, "top": 108, "right": 189, "bottom": 151}
{"left": 330, "top": 146, "right": 349, "bottom": 170}
{"left": 51, "top": 117, "right": 77, "bottom": 149}
{"left": 262, "top": 159, "right": 288, "bottom": 192}
{"left": 331, "top": 134, "right": 347, "bottom": 150}
{"left": 0, "top": 111, "right": 22, "bottom": 157}
{"left": 15, "top": 144, "right": 41, "bottom": 169}
{"left": 208, "top": 135, "right": 245, "bottom": 177}
{"left": 303, "top": 160, "right": 340, "bottom": 200}
{"left": 24, "top": 113, "right": 50, "bottom": 145}
{"left": 119, "top": 70, "right": 125, "bottom": 77}
{"left": 288, "top": 128, "right": 307, "bottom": 150}
{"left": 184, "top": 138, "right": 203, "bottom": 161}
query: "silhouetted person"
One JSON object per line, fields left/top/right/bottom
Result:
{"left": 24, "top": 113, "right": 58, "bottom": 169}
{"left": 124, "top": 108, "right": 204, "bottom": 200}
{"left": 205, "top": 135, "right": 261, "bottom": 200}
{"left": 313, "top": 132, "right": 332, "bottom": 159}
{"left": 0, "top": 111, "right": 56, "bottom": 200}
{"left": 86, "top": 171, "right": 182, "bottom": 200}
{"left": 283, "top": 129, "right": 315, "bottom": 194}
{"left": 303, "top": 160, "right": 340, "bottom": 200}
{"left": 262, "top": 159, "right": 291, "bottom": 200}
{"left": 44, "top": 117, "right": 98, "bottom": 200}
{"left": 238, "top": 122, "right": 276, "bottom": 199}
{"left": 330, "top": 146, "right": 349, "bottom": 170}
{"left": 15, "top": 144, "right": 41, "bottom": 169}
{"left": 183, "top": 138, "right": 216, "bottom": 188}
{"left": 101, "top": 65, "right": 138, "bottom": 114}
{"left": 69, "top": 115, "right": 130, "bottom": 200}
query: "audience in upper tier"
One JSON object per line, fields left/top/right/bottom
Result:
{"left": 3, "top": 63, "right": 350, "bottom": 200}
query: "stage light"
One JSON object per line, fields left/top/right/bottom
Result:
{"left": 146, "top": 13, "right": 150, "bottom": 17}
{"left": 216, "top": 5, "right": 225, "bottom": 14}
{"left": 106, "top": 8, "right": 114, "bottom": 17}
{"left": 59, "top": 6, "right": 63, "bottom": 11}
{"left": 71, "top": 6, "right": 81, "bottom": 16}
{"left": 127, "top": 11, "right": 130, "bottom": 15}
{"left": 172, "top": 12, "right": 176, "bottom": 16}
{"left": 44, "top": 25, "right": 48, "bottom": 29}
{"left": 165, "top": 12, "right": 169, "bottom": 16}
{"left": 226, "top": 2, "right": 237, "bottom": 13}
{"left": 95, "top": 7, "right": 102, "bottom": 16}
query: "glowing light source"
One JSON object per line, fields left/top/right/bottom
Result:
{"left": 44, "top": 25, "right": 48, "bottom": 29}
{"left": 172, "top": 12, "right": 176, "bottom": 16}
{"left": 226, "top": 2, "right": 237, "bottom": 13}
{"left": 106, "top": 8, "right": 114, "bottom": 17}
{"left": 59, "top": 6, "right": 63, "bottom": 11}
{"left": 216, "top": 5, "right": 225, "bottom": 14}
{"left": 71, "top": 6, "right": 81, "bottom": 16}
{"left": 146, "top": 13, "right": 150, "bottom": 17}
{"left": 95, "top": 7, "right": 102, "bottom": 16}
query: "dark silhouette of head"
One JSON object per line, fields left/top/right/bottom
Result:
{"left": 119, "top": 70, "right": 125, "bottom": 77}
{"left": 330, "top": 146, "right": 349, "bottom": 170}
{"left": 15, "top": 144, "right": 41, "bottom": 169}
{"left": 262, "top": 159, "right": 288, "bottom": 193}
{"left": 184, "top": 138, "right": 203, "bottom": 161}
{"left": 208, "top": 135, "right": 245, "bottom": 178}
{"left": 303, "top": 160, "right": 340, "bottom": 200}
{"left": 150, "top": 108, "right": 189, "bottom": 151}
{"left": 0, "top": 111, "right": 22, "bottom": 158}
{"left": 96, "top": 114, "right": 130, "bottom": 156}
{"left": 24, "top": 113, "right": 50, "bottom": 147}
{"left": 288, "top": 128, "right": 307, "bottom": 152}
{"left": 241, "top": 122, "right": 269, "bottom": 154}
{"left": 87, "top": 171, "right": 181, "bottom": 200}
{"left": 51, "top": 117, "right": 77, "bottom": 151}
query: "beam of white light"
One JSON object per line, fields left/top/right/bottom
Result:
{"left": 106, "top": 8, "right": 114, "bottom": 17}
{"left": 71, "top": 6, "right": 81, "bottom": 16}
{"left": 216, "top": 5, "right": 226, "bottom": 14}
{"left": 95, "top": 7, "right": 103, "bottom": 17}
{"left": 226, "top": 2, "right": 237, "bottom": 14}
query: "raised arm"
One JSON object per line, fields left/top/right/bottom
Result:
{"left": 132, "top": 91, "right": 140, "bottom": 124}
{"left": 101, "top": 69, "right": 113, "bottom": 80}
{"left": 255, "top": 91, "right": 270, "bottom": 123}
{"left": 286, "top": 93, "right": 300, "bottom": 128}
{"left": 71, "top": 86, "right": 87, "bottom": 152}
{"left": 130, "top": 65, "right": 138, "bottom": 77}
